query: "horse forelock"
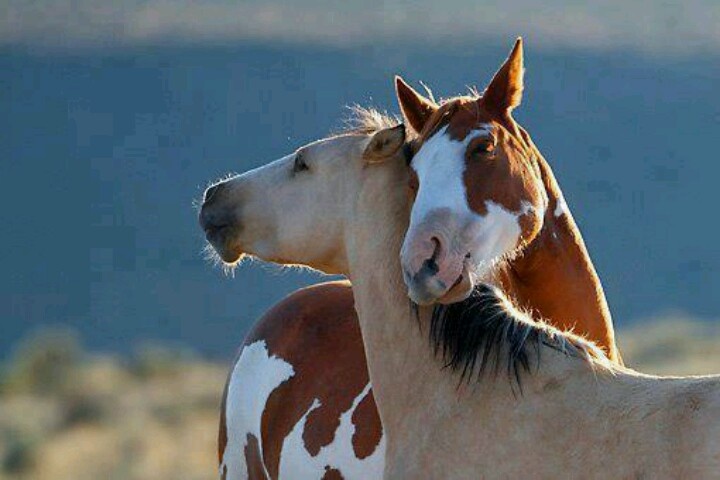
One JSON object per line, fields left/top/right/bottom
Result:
{"left": 414, "top": 284, "right": 609, "bottom": 389}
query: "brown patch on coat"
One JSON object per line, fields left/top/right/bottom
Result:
{"left": 493, "top": 148, "right": 620, "bottom": 360}
{"left": 238, "top": 281, "right": 381, "bottom": 479}
{"left": 322, "top": 466, "right": 345, "bottom": 480}
{"left": 351, "top": 387, "right": 383, "bottom": 459}
{"left": 462, "top": 114, "right": 544, "bottom": 243}
{"left": 244, "top": 434, "right": 269, "bottom": 479}
{"left": 218, "top": 369, "right": 230, "bottom": 465}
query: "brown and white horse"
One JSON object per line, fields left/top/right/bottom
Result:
{"left": 204, "top": 40, "right": 625, "bottom": 479}
{"left": 201, "top": 62, "right": 720, "bottom": 477}
{"left": 395, "top": 39, "right": 619, "bottom": 358}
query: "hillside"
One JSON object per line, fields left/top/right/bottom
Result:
{"left": 1, "top": 321, "right": 718, "bottom": 479}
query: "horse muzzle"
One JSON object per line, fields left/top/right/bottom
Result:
{"left": 199, "top": 183, "right": 244, "bottom": 263}
{"left": 404, "top": 261, "right": 474, "bottom": 305}
{"left": 400, "top": 232, "right": 474, "bottom": 305}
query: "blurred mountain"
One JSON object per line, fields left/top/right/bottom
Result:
{"left": 3, "top": 0, "right": 720, "bottom": 56}
{"left": 2, "top": 40, "right": 720, "bottom": 357}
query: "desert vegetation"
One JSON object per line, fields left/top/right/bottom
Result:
{"left": 1, "top": 319, "right": 718, "bottom": 479}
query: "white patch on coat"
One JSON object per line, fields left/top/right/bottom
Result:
{"left": 466, "top": 201, "right": 524, "bottom": 276}
{"left": 278, "top": 383, "right": 386, "bottom": 480}
{"left": 221, "top": 340, "right": 295, "bottom": 480}
{"left": 405, "top": 125, "right": 525, "bottom": 274}
{"left": 553, "top": 193, "right": 570, "bottom": 217}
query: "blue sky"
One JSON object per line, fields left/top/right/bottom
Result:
{"left": 2, "top": 0, "right": 719, "bottom": 56}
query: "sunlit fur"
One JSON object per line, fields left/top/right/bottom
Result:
{"left": 202, "top": 242, "right": 248, "bottom": 277}
{"left": 342, "top": 105, "right": 400, "bottom": 133}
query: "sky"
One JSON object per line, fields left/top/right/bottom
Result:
{"left": 3, "top": 1, "right": 720, "bottom": 354}
{"left": 2, "top": 0, "right": 719, "bottom": 56}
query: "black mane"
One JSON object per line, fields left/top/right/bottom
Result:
{"left": 421, "top": 284, "right": 602, "bottom": 389}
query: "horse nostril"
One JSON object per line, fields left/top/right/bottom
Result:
{"left": 429, "top": 237, "right": 441, "bottom": 261}
{"left": 199, "top": 205, "right": 231, "bottom": 234}
{"left": 422, "top": 257, "right": 439, "bottom": 276}
{"left": 421, "top": 237, "right": 442, "bottom": 276}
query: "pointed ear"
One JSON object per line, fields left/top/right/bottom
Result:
{"left": 363, "top": 124, "right": 406, "bottom": 164}
{"left": 481, "top": 38, "right": 524, "bottom": 116}
{"left": 395, "top": 76, "right": 438, "bottom": 133}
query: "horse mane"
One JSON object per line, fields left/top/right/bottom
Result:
{"left": 424, "top": 284, "right": 609, "bottom": 389}
{"left": 340, "top": 105, "right": 400, "bottom": 134}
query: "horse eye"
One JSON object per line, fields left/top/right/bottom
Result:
{"left": 472, "top": 142, "right": 496, "bottom": 158}
{"left": 293, "top": 153, "right": 310, "bottom": 174}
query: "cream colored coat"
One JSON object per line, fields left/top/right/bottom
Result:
{"left": 204, "top": 124, "right": 720, "bottom": 479}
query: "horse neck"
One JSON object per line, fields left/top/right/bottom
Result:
{"left": 345, "top": 182, "right": 603, "bottom": 465}
{"left": 344, "top": 163, "right": 614, "bottom": 469}
{"left": 345, "top": 165, "right": 458, "bottom": 437}
{"left": 497, "top": 152, "right": 619, "bottom": 360}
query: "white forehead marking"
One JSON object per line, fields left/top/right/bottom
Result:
{"left": 279, "top": 383, "right": 386, "bottom": 480}
{"left": 410, "top": 125, "right": 492, "bottom": 224}
{"left": 221, "top": 340, "right": 294, "bottom": 480}
{"left": 406, "top": 124, "right": 528, "bottom": 273}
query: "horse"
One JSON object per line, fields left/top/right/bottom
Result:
{"left": 201, "top": 39, "right": 720, "bottom": 478}
{"left": 202, "top": 40, "right": 626, "bottom": 478}
{"left": 395, "top": 39, "right": 618, "bottom": 360}
{"left": 203, "top": 113, "right": 400, "bottom": 480}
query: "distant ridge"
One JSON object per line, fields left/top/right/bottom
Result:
{"left": 2, "top": 43, "right": 720, "bottom": 355}
{"left": 2, "top": 0, "right": 719, "bottom": 56}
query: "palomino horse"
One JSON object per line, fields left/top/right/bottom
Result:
{"left": 203, "top": 113, "right": 401, "bottom": 479}
{"left": 201, "top": 95, "right": 720, "bottom": 478}
{"left": 204, "top": 40, "right": 624, "bottom": 479}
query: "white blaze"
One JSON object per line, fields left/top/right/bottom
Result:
{"left": 408, "top": 125, "right": 491, "bottom": 225}
{"left": 554, "top": 191, "right": 570, "bottom": 217}
{"left": 405, "top": 125, "right": 525, "bottom": 274}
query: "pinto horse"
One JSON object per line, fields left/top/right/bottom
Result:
{"left": 395, "top": 39, "right": 619, "bottom": 357}
{"left": 201, "top": 87, "right": 720, "bottom": 478}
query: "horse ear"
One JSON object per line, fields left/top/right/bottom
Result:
{"left": 364, "top": 124, "right": 406, "bottom": 164}
{"left": 395, "top": 76, "right": 438, "bottom": 133}
{"left": 481, "top": 38, "right": 524, "bottom": 116}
